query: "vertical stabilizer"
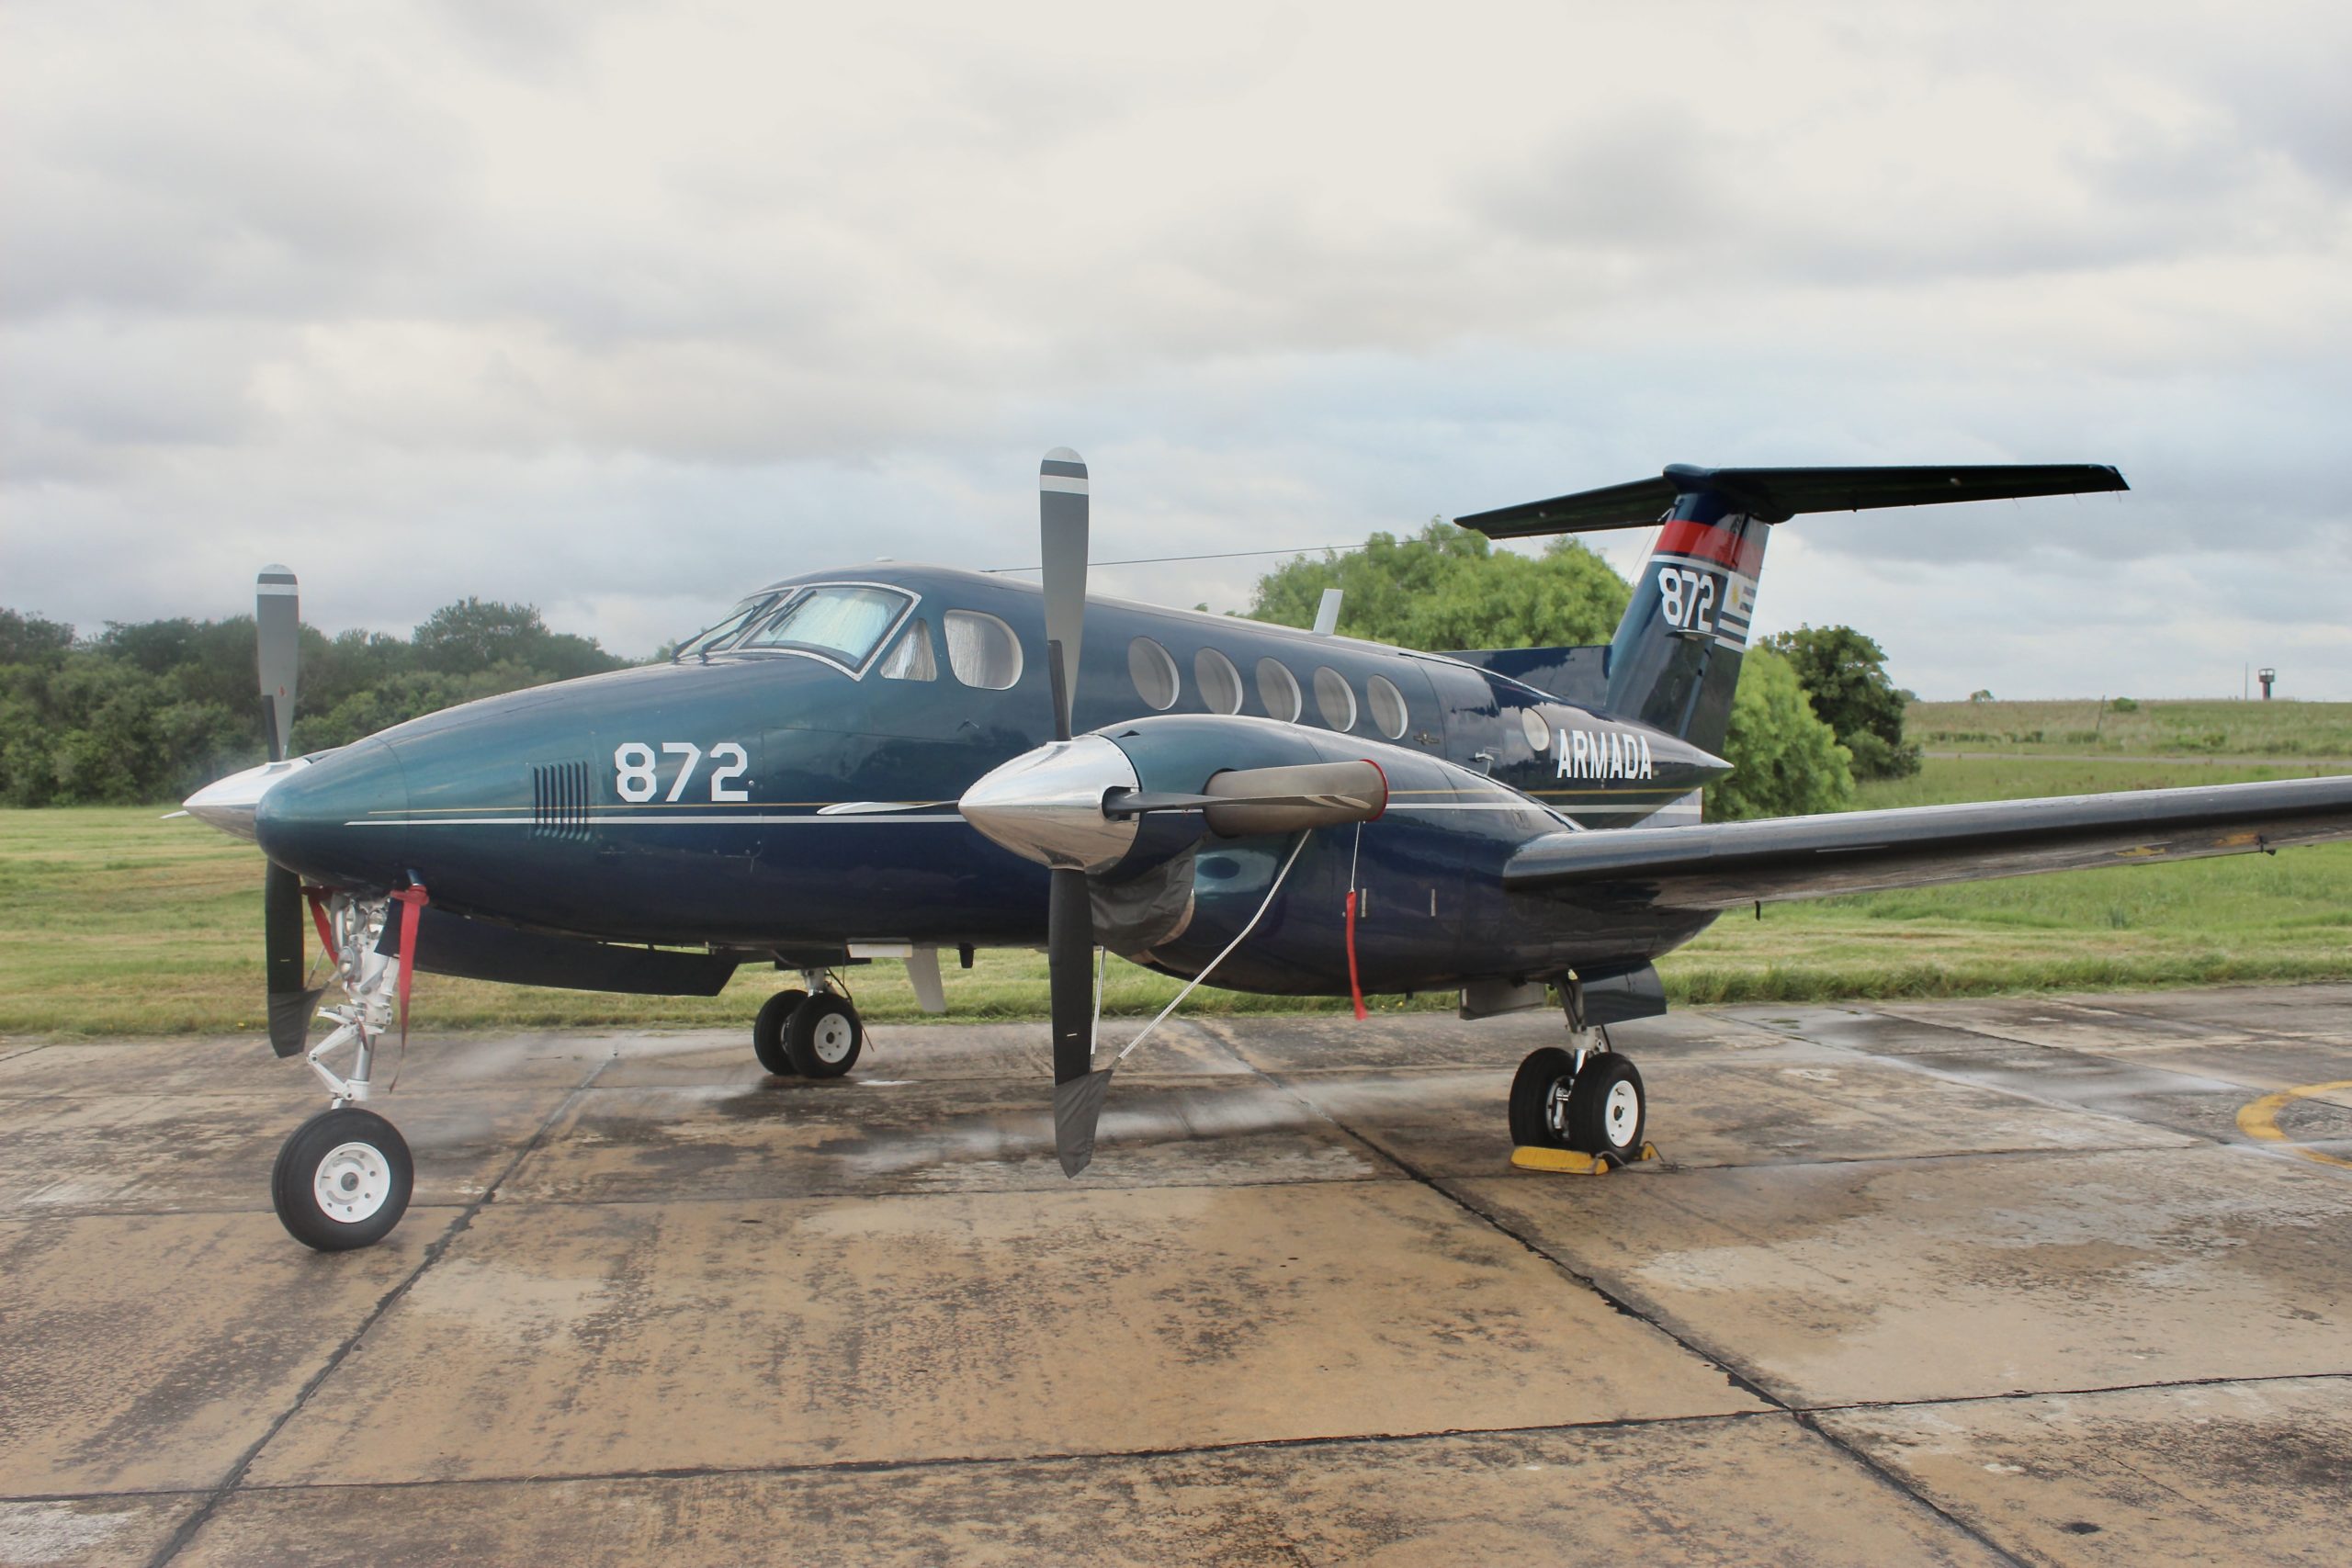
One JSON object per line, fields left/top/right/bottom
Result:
{"left": 1600, "top": 479, "right": 1767, "bottom": 755}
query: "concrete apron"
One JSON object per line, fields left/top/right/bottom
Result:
{"left": 0, "top": 984, "right": 2346, "bottom": 1566}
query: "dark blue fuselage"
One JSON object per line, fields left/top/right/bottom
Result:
{"left": 256, "top": 565, "right": 1725, "bottom": 996}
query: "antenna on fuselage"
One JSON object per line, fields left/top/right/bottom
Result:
{"left": 1312, "top": 588, "right": 1344, "bottom": 637}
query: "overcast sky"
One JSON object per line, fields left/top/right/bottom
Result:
{"left": 6, "top": 0, "right": 2347, "bottom": 698}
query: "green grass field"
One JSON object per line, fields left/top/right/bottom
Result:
{"left": 1909, "top": 697, "right": 2352, "bottom": 761}
{"left": 3, "top": 726, "right": 2347, "bottom": 1039}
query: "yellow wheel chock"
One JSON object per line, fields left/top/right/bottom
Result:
{"left": 1510, "top": 1142, "right": 1660, "bottom": 1175}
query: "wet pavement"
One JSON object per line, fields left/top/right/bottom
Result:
{"left": 2, "top": 987, "right": 2349, "bottom": 1565}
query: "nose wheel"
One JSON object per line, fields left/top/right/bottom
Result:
{"left": 1509, "top": 1035, "right": 1647, "bottom": 1162}
{"left": 272, "top": 1106, "right": 413, "bottom": 1251}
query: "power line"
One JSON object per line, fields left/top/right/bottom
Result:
{"left": 984, "top": 542, "right": 1368, "bottom": 574}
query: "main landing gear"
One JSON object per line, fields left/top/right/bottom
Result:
{"left": 272, "top": 894, "right": 417, "bottom": 1251}
{"left": 1509, "top": 1033, "right": 1646, "bottom": 1162}
{"left": 752, "top": 975, "right": 865, "bottom": 1078}
{"left": 1509, "top": 977, "right": 1653, "bottom": 1170}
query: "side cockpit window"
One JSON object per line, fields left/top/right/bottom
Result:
{"left": 737, "top": 584, "right": 911, "bottom": 670}
{"left": 878, "top": 618, "right": 937, "bottom": 681}
{"left": 673, "top": 592, "right": 782, "bottom": 660}
{"left": 944, "top": 610, "right": 1023, "bottom": 689}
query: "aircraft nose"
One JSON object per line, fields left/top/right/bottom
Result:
{"left": 254, "top": 738, "right": 411, "bottom": 890}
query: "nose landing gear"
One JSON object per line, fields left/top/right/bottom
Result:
{"left": 271, "top": 893, "right": 418, "bottom": 1250}
{"left": 752, "top": 974, "right": 865, "bottom": 1078}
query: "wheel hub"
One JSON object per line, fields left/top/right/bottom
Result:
{"left": 1603, "top": 1080, "right": 1640, "bottom": 1147}
{"left": 312, "top": 1141, "right": 392, "bottom": 1224}
{"left": 812, "top": 1012, "right": 854, "bottom": 1064}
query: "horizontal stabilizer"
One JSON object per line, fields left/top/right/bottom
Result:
{"left": 1458, "top": 463, "right": 2128, "bottom": 538}
{"left": 1504, "top": 774, "right": 2352, "bottom": 910}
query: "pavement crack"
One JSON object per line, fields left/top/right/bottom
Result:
{"left": 207, "top": 1405, "right": 1797, "bottom": 1497}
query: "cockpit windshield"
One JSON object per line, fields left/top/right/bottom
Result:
{"left": 672, "top": 593, "right": 786, "bottom": 660}
{"left": 733, "top": 583, "right": 912, "bottom": 669}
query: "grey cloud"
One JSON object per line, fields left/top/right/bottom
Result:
{"left": 2, "top": 0, "right": 2346, "bottom": 701}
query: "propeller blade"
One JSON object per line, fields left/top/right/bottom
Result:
{"left": 264, "top": 861, "right": 322, "bottom": 1057}
{"left": 256, "top": 565, "right": 300, "bottom": 762}
{"left": 1036, "top": 446, "right": 1106, "bottom": 1173}
{"left": 1047, "top": 864, "right": 1106, "bottom": 1174}
{"left": 1053, "top": 1062, "right": 1113, "bottom": 1177}
{"left": 1038, "top": 449, "right": 1088, "bottom": 741}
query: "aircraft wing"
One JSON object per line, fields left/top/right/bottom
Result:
{"left": 1502, "top": 774, "right": 2352, "bottom": 911}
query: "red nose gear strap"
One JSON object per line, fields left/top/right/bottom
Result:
{"left": 389, "top": 883, "right": 429, "bottom": 1047}
{"left": 303, "top": 887, "right": 340, "bottom": 965}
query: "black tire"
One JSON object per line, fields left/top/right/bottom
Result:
{"left": 752, "top": 988, "right": 808, "bottom": 1075}
{"left": 1566, "top": 1054, "right": 1645, "bottom": 1156}
{"left": 786, "top": 992, "right": 863, "bottom": 1078}
{"left": 271, "top": 1107, "right": 413, "bottom": 1252}
{"left": 1509, "top": 1047, "right": 1577, "bottom": 1148}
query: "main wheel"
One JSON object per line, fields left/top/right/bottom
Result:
{"left": 1509, "top": 1047, "right": 1577, "bottom": 1148}
{"left": 752, "top": 988, "right": 808, "bottom": 1075}
{"left": 1566, "top": 1054, "right": 1646, "bottom": 1157}
{"left": 272, "top": 1107, "right": 413, "bottom": 1252}
{"left": 786, "top": 992, "right": 863, "bottom": 1078}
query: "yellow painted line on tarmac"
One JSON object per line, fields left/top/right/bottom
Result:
{"left": 2235, "top": 1081, "right": 2352, "bottom": 1170}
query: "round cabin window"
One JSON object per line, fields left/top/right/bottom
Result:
{"left": 1313, "top": 667, "right": 1357, "bottom": 731}
{"left": 1366, "top": 674, "right": 1408, "bottom": 739}
{"left": 1128, "top": 637, "right": 1180, "bottom": 711}
{"left": 1256, "top": 658, "right": 1302, "bottom": 723}
{"left": 1520, "top": 706, "right": 1553, "bottom": 755}
{"left": 1195, "top": 648, "right": 1244, "bottom": 715}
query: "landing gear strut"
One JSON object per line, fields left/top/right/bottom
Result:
{"left": 752, "top": 974, "right": 864, "bottom": 1079}
{"left": 272, "top": 893, "right": 416, "bottom": 1250}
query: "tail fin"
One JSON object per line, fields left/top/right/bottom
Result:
{"left": 1455, "top": 462, "right": 2127, "bottom": 755}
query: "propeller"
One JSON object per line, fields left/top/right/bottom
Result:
{"left": 1035, "top": 450, "right": 1109, "bottom": 1174}
{"left": 256, "top": 566, "right": 320, "bottom": 1056}
{"left": 982, "top": 452, "right": 1390, "bottom": 1176}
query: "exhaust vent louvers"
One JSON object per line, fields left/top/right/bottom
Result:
{"left": 531, "top": 761, "right": 593, "bottom": 839}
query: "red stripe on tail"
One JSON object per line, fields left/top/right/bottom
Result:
{"left": 1655, "top": 518, "right": 1765, "bottom": 575}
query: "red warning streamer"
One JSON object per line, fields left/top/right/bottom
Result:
{"left": 303, "top": 886, "right": 340, "bottom": 965}
{"left": 389, "top": 883, "right": 430, "bottom": 1047}
{"left": 1344, "top": 890, "right": 1368, "bottom": 1021}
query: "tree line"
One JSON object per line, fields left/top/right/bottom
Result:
{"left": 0, "top": 601, "right": 627, "bottom": 806}
{"left": 1247, "top": 522, "right": 1919, "bottom": 819}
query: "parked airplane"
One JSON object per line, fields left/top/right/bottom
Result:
{"left": 186, "top": 454, "right": 2352, "bottom": 1250}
